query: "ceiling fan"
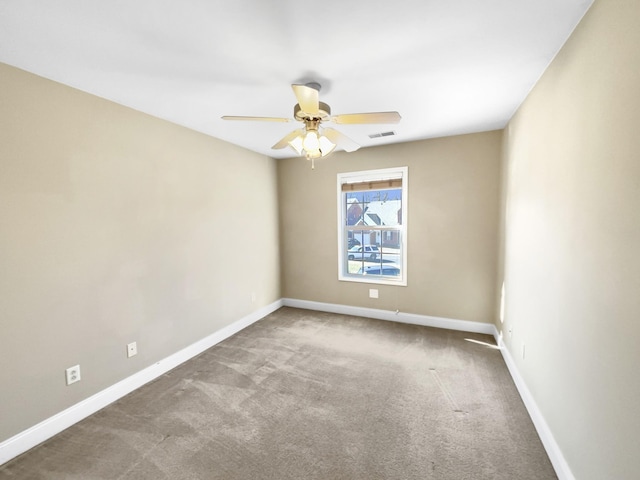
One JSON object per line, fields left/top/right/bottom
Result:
{"left": 222, "top": 82, "right": 401, "bottom": 167}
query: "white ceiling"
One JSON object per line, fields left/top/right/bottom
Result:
{"left": 0, "top": 0, "right": 593, "bottom": 159}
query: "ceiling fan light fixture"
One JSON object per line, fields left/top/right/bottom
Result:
{"left": 319, "top": 135, "right": 336, "bottom": 157}
{"left": 287, "top": 130, "right": 335, "bottom": 164}
{"left": 303, "top": 130, "right": 320, "bottom": 151}
{"left": 305, "top": 149, "right": 322, "bottom": 160}
{"left": 288, "top": 135, "right": 303, "bottom": 154}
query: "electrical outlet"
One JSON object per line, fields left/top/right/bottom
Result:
{"left": 522, "top": 343, "right": 526, "bottom": 360}
{"left": 369, "top": 288, "right": 379, "bottom": 299}
{"left": 66, "top": 365, "right": 81, "bottom": 385}
{"left": 127, "top": 342, "right": 138, "bottom": 358}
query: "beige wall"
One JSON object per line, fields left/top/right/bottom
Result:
{"left": 500, "top": 0, "right": 640, "bottom": 478}
{"left": 278, "top": 132, "right": 502, "bottom": 323}
{"left": 0, "top": 63, "right": 281, "bottom": 442}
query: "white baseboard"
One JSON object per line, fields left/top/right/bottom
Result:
{"left": 496, "top": 334, "right": 575, "bottom": 480}
{"left": 0, "top": 299, "right": 283, "bottom": 466}
{"left": 282, "top": 298, "right": 496, "bottom": 335}
{"left": 1, "top": 298, "right": 574, "bottom": 480}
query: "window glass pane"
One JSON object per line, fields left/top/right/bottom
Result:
{"left": 345, "top": 196, "right": 363, "bottom": 226}
{"left": 346, "top": 230, "right": 366, "bottom": 250}
{"left": 345, "top": 230, "right": 402, "bottom": 278}
{"left": 344, "top": 189, "right": 402, "bottom": 227}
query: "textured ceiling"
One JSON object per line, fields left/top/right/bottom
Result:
{"left": 0, "top": 0, "right": 593, "bottom": 158}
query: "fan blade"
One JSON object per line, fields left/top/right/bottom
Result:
{"left": 323, "top": 128, "right": 360, "bottom": 153}
{"left": 332, "top": 111, "right": 401, "bottom": 125}
{"left": 291, "top": 84, "right": 319, "bottom": 115}
{"left": 222, "top": 116, "right": 292, "bottom": 122}
{"left": 272, "top": 129, "right": 305, "bottom": 149}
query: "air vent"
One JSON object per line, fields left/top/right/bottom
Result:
{"left": 369, "top": 131, "right": 396, "bottom": 139}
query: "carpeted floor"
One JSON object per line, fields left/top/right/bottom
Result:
{"left": 0, "top": 307, "right": 557, "bottom": 479}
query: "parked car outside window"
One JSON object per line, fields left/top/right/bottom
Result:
{"left": 357, "top": 265, "right": 401, "bottom": 276}
{"left": 347, "top": 245, "right": 380, "bottom": 260}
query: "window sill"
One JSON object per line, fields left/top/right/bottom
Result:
{"left": 338, "top": 275, "right": 407, "bottom": 287}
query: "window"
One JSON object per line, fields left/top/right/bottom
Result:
{"left": 337, "top": 167, "right": 407, "bottom": 286}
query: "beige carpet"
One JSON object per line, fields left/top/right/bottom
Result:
{"left": 0, "top": 307, "right": 557, "bottom": 479}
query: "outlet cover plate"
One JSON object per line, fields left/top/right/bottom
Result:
{"left": 66, "top": 365, "right": 81, "bottom": 385}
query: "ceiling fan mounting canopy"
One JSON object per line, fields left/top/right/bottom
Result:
{"left": 222, "top": 82, "right": 401, "bottom": 162}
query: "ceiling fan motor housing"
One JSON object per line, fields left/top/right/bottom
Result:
{"left": 294, "top": 102, "right": 331, "bottom": 122}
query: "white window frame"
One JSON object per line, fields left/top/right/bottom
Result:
{"left": 337, "top": 166, "right": 408, "bottom": 286}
